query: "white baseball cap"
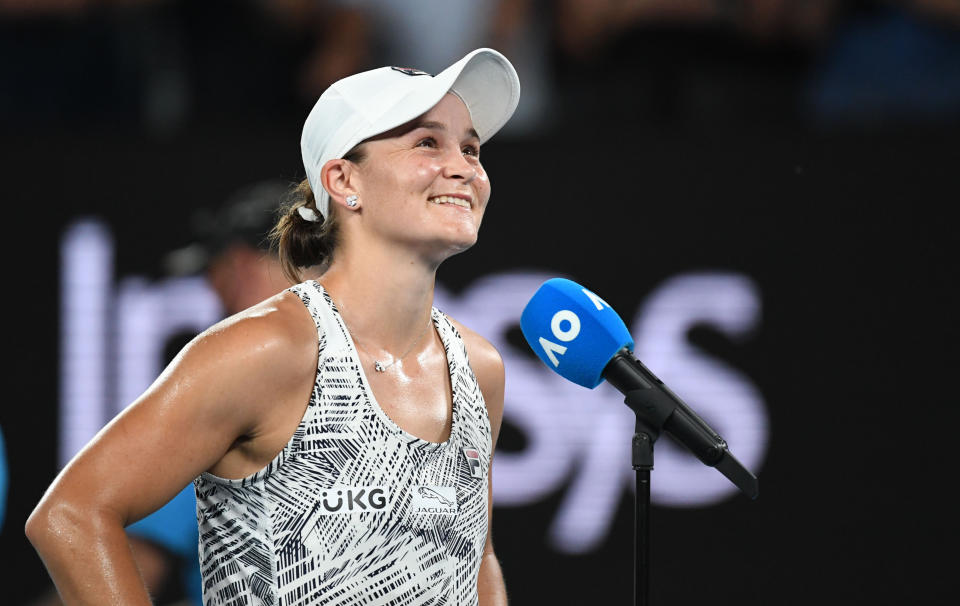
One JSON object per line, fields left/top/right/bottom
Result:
{"left": 300, "top": 48, "right": 521, "bottom": 219}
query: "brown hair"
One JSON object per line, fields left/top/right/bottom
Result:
{"left": 270, "top": 147, "right": 366, "bottom": 284}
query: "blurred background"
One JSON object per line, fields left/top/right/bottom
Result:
{"left": 1, "top": 0, "right": 957, "bottom": 604}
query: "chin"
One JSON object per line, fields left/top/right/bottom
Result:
{"left": 428, "top": 230, "right": 478, "bottom": 262}
{"left": 444, "top": 234, "right": 478, "bottom": 255}
{"left": 451, "top": 224, "right": 480, "bottom": 249}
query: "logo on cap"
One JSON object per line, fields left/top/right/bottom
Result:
{"left": 391, "top": 66, "right": 432, "bottom": 77}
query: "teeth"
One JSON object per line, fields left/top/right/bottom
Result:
{"left": 430, "top": 195, "right": 470, "bottom": 208}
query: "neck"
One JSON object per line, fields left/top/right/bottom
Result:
{"left": 318, "top": 237, "right": 438, "bottom": 354}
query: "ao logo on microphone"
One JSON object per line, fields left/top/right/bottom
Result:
{"left": 538, "top": 288, "right": 608, "bottom": 367}
{"left": 522, "top": 280, "right": 632, "bottom": 389}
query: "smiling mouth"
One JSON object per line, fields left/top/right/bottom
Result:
{"left": 429, "top": 195, "right": 471, "bottom": 209}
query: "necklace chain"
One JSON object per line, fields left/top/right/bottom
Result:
{"left": 339, "top": 302, "right": 431, "bottom": 372}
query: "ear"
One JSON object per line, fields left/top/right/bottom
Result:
{"left": 321, "top": 158, "right": 361, "bottom": 211}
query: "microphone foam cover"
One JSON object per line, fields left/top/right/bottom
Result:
{"left": 520, "top": 278, "right": 634, "bottom": 388}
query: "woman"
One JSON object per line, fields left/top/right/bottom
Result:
{"left": 27, "top": 48, "right": 520, "bottom": 605}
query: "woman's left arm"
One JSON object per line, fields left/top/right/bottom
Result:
{"left": 458, "top": 323, "right": 508, "bottom": 606}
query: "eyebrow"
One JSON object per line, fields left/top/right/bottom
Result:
{"left": 413, "top": 119, "right": 480, "bottom": 141}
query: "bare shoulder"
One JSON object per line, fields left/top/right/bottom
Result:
{"left": 23, "top": 290, "right": 320, "bottom": 526}
{"left": 445, "top": 316, "right": 502, "bottom": 372}
{"left": 445, "top": 316, "right": 504, "bottom": 408}
{"left": 187, "top": 290, "right": 316, "bottom": 377}
{"left": 168, "top": 290, "right": 317, "bottom": 427}
{"left": 213, "top": 290, "right": 315, "bottom": 352}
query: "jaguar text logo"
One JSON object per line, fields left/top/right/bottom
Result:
{"left": 412, "top": 486, "right": 457, "bottom": 515}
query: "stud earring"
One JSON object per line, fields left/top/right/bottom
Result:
{"left": 346, "top": 195, "right": 359, "bottom": 208}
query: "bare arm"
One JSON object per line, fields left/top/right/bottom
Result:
{"left": 25, "top": 292, "right": 317, "bottom": 605}
{"left": 455, "top": 321, "right": 508, "bottom": 605}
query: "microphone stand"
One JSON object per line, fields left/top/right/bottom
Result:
{"left": 603, "top": 349, "right": 759, "bottom": 605}
{"left": 626, "top": 390, "right": 672, "bottom": 606}
{"left": 632, "top": 419, "right": 654, "bottom": 606}
{"left": 596, "top": 348, "right": 759, "bottom": 604}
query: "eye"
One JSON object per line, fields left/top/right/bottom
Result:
{"left": 462, "top": 144, "right": 480, "bottom": 157}
{"left": 416, "top": 137, "right": 438, "bottom": 148}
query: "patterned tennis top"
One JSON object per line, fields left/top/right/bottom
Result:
{"left": 195, "top": 280, "right": 492, "bottom": 606}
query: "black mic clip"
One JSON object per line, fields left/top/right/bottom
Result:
{"left": 624, "top": 389, "right": 672, "bottom": 472}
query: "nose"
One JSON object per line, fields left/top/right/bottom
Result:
{"left": 441, "top": 149, "right": 477, "bottom": 184}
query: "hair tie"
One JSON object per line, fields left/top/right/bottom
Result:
{"left": 297, "top": 206, "right": 321, "bottom": 222}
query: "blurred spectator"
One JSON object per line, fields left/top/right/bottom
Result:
{"left": 908, "top": 0, "right": 960, "bottom": 23}
{"left": 806, "top": 3, "right": 960, "bottom": 124}
{"left": 1, "top": 0, "right": 554, "bottom": 135}
{"left": 27, "top": 178, "right": 295, "bottom": 606}
{"left": 0, "top": 0, "right": 358, "bottom": 134}
{"left": 329, "top": 0, "right": 500, "bottom": 74}
{"left": 163, "top": 178, "right": 295, "bottom": 310}
{"left": 487, "top": 0, "right": 556, "bottom": 135}
{"left": 4, "top": 0, "right": 959, "bottom": 133}
{"left": 549, "top": 0, "right": 959, "bottom": 128}
{"left": 0, "top": 0, "right": 159, "bottom": 16}
{"left": 294, "top": 0, "right": 555, "bottom": 135}
{"left": 552, "top": 0, "right": 958, "bottom": 57}
{"left": 549, "top": 1, "right": 828, "bottom": 129}
{"left": 555, "top": 0, "right": 839, "bottom": 62}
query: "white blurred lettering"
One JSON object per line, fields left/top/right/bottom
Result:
{"left": 60, "top": 225, "right": 769, "bottom": 554}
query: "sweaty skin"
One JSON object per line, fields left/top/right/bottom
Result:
{"left": 27, "top": 93, "right": 508, "bottom": 605}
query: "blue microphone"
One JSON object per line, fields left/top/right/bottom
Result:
{"left": 520, "top": 277, "right": 633, "bottom": 389}
{"left": 520, "top": 277, "right": 759, "bottom": 499}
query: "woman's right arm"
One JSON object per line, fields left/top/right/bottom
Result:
{"left": 25, "top": 292, "right": 317, "bottom": 605}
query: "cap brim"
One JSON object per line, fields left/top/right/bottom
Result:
{"left": 361, "top": 48, "right": 521, "bottom": 147}
{"left": 448, "top": 49, "right": 521, "bottom": 144}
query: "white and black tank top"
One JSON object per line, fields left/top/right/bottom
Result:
{"left": 195, "top": 280, "right": 492, "bottom": 606}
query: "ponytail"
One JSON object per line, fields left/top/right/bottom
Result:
{"left": 269, "top": 179, "right": 340, "bottom": 284}
{"left": 271, "top": 145, "right": 366, "bottom": 283}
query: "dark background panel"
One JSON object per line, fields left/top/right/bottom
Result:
{"left": 3, "top": 126, "right": 955, "bottom": 605}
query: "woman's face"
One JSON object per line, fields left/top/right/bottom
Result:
{"left": 350, "top": 92, "right": 492, "bottom": 261}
